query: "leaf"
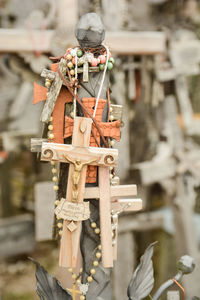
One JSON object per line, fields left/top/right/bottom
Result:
{"left": 29, "top": 258, "right": 72, "bottom": 300}
{"left": 127, "top": 242, "right": 157, "bottom": 300}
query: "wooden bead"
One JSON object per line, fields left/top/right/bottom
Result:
{"left": 110, "top": 107, "right": 113, "bottom": 113}
{"left": 91, "top": 222, "right": 96, "bottom": 228}
{"left": 77, "top": 50, "right": 83, "bottom": 57}
{"left": 107, "top": 62, "right": 113, "bottom": 70}
{"left": 76, "top": 279, "right": 81, "bottom": 284}
{"left": 56, "top": 215, "right": 61, "bottom": 220}
{"left": 90, "top": 268, "right": 96, "bottom": 275}
{"left": 109, "top": 57, "right": 115, "bottom": 64}
{"left": 49, "top": 133, "right": 54, "bottom": 139}
{"left": 93, "top": 261, "right": 99, "bottom": 267}
{"left": 96, "top": 252, "right": 102, "bottom": 259}
{"left": 70, "top": 69, "right": 75, "bottom": 76}
{"left": 55, "top": 200, "right": 60, "bottom": 206}
{"left": 68, "top": 268, "right": 73, "bottom": 273}
{"left": 45, "top": 81, "right": 51, "bottom": 88}
{"left": 98, "top": 245, "right": 102, "bottom": 250}
{"left": 87, "top": 276, "right": 93, "bottom": 283}
{"left": 67, "top": 62, "right": 73, "bottom": 69}
{"left": 109, "top": 174, "right": 113, "bottom": 180}
{"left": 95, "top": 228, "right": 100, "bottom": 234}
{"left": 99, "top": 63, "right": 105, "bottom": 71}
{"left": 110, "top": 140, "right": 115, "bottom": 147}
{"left": 52, "top": 168, "right": 57, "bottom": 174}
{"left": 72, "top": 274, "right": 76, "bottom": 280}
{"left": 91, "top": 58, "right": 98, "bottom": 67}
{"left": 80, "top": 296, "right": 85, "bottom": 300}
{"left": 99, "top": 55, "right": 106, "bottom": 64}
{"left": 49, "top": 116, "right": 53, "bottom": 122}
{"left": 48, "top": 124, "right": 53, "bottom": 131}
{"left": 52, "top": 176, "right": 58, "bottom": 182}
{"left": 70, "top": 111, "right": 74, "bottom": 118}
{"left": 67, "top": 54, "right": 72, "bottom": 60}
{"left": 53, "top": 185, "right": 59, "bottom": 191}
{"left": 51, "top": 161, "right": 56, "bottom": 165}
{"left": 57, "top": 222, "right": 63, "bottom": 228}
{"left": 80, "top": 268, "right": 83, "bottom": 273}
{"left": 58, "top": 230, "right": 63, "bottom": 236}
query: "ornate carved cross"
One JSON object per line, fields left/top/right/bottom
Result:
{"left": 41, "top": 116, "right": 118, "bottom": 268}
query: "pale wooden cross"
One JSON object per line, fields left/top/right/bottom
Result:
{"left": 84, "top": 184, "right": 142, "bottom": 261}
{"left": 41, "top": 116, "right": 118, "bottom": 268}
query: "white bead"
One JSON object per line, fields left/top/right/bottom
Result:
{"left": 52, "top": 168, "right": 57, "bottom": 174}
{"left": 53, "top": 185, "right": 59, "bottom": 191}
{"left": 52, "top": 176, "right": 58, "bottom": 182}
{"left": 110, "top": 140, "right": 115, "bottom": 147}
{"left": 48, "top": 125, "right": 53, "bottom": 131}
{"left": 109, "top": 115, "right": 114, "bottom": 121}
{"left": 49, "top": 133, "right": 54, "bottom": 140}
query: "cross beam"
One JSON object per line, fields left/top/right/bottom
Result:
{"left": 0, "top": 29, "right": 166, "bottom": 55}
{"left": 84, "top": 184, "right": 142, "bottom": 261}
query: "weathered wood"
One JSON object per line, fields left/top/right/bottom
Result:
{"left": 35, "top": 181, "right": 55, "bottom": 241}
{"left": 118, "top": 211, "right": 164, "bottom": 233}
{"left": 167, "top": 291, "right": 180, "bottom": 300}
{"left": 0, "top": 214, "right": 35, "bottom": 257}
{"left": 133, "top": 157, "right": 176, "bottom": 185}
{"left": 0, "top": 29, "right": 166, "bottom": 54}
{"left": 31, "top": 138, "right": 48, "bottom": 152}
{"left": 84, "top": 184, "right": 137, "bottom": 199}
{"left": 41, "top": 142, "right": 118, "bottom": 167}
{"left": 41, "top": 58, "right": 67, "bottom": 123}
{"left": 110, "top": 104, "right": 123, "bottom": 121}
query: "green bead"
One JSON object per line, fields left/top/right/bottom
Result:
{"left": 99, "top": 64, "right": 105, "bottom": 71}
{"left": 109, "top": 57, "right": 115, "bottom": 64}
{"left": 107, "top": 62, "right": 113, "bottom": 70}
{"left": 77, "top": 50, "right": 83, "bottom": 57}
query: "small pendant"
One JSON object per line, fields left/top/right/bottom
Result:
{"left": 78, "top": 283, "right": 89, "bottom": 295}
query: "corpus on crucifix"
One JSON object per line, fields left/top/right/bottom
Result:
{"left": 32, "top": 12, "right": 142, "bottom": 300}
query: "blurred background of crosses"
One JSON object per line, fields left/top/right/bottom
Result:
{"left": 1, "top": 0, "right": 200, "bottom": 299}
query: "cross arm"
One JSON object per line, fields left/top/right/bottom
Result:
{"left": 41, "top": 142, "right": 118, "bottom": 167}
{"left": 84, "top": 184, "right": 137, "bottom": 199}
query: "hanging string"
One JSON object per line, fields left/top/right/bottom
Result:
{"left": 93, "top": 45, "right": 110, "bottom": 118}
{"left": 172, "top": 278, "right": 185, "bottom": 300}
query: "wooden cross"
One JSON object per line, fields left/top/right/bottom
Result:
{"left": 67, "top": 283, "right": 82, "bottom": 300}
{"left": 41, "top": 116, "right": 118, "bottom": 268}
{"left": 84, "top": 184, "right": 142, "bottom": 261}
{"left": 40, "top": 58, "right": 67, "bottom": 124}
